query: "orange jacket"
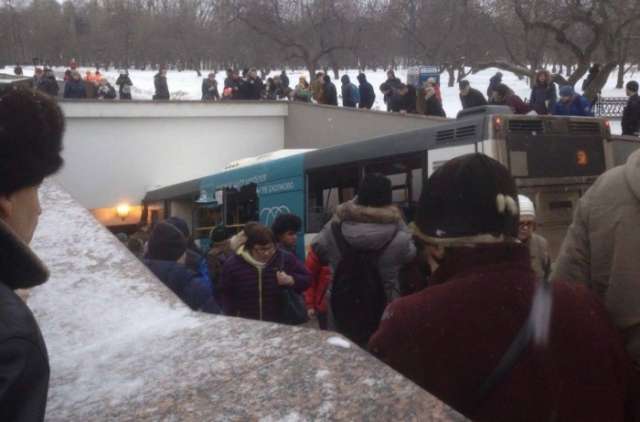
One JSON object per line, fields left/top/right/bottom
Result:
{"left": 304, "top": 248, "right": 331, "bottom": 313}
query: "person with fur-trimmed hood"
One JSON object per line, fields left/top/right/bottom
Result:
{"left": 529, "top": 70, "right": 557, "bottom": 115}
{"left": 0, "top": 88, "right": 66, "bottom": 421}
{"left": 369, "top": 153, "right": 635, "bottom": 422}
{"left": 311, "top": 173, "right": 416, "bottom": 305}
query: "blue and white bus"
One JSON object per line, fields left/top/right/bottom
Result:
{"left": 146, "top": 106, "right": 635, "bottom": 259}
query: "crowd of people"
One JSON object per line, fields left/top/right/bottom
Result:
{"left": 3, "top": 72, "right": 640, "bottom": 420}
{"left": 13, "top": 60, "right": 640, "bottom": 128}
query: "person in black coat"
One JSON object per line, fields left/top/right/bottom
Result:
{"left": 380, "top": 70, "right": 403, "bottom": 111}
{"left": 238, "top": 69, "right": 263, "bottom": 100}
{"left": 201, "top": 73, "right": 220, "bottom": 101}
{"left": 63, "top": 71, "right": 87, "bottom": 99}
{"left": 37, "top": 69, "right": 59, "bottom": 97}
{"left": 424, "top": 87, "right": 446, "bottom": 117}
{"left": 622, "top": 80, "right": 640, "bottom": 136}
{"left": 390, "top": 84, "right": 416, "bottom": 114}
{"left": 487, "top": 72, "right": 503, "bottom": 101}
{"left": 323, "top": 75, "right": 338, "bottom": 106}
{"left": 96, "top": 79, "right": 117, "bottom": 100}
{"left": 0, "top": 88, "right": 66, "bottom": 422}
{"left": 529, "top": 70, "right": 557, "bottom": 115}
{"left": 459, "top": 80, "right": 487, "bottom": 110}
{"left": 143, "top": 220, "right": 220, "bottom": 314}
{"left": 115, "top": 70, "right": 133, "bottom": 100}
{"left": 153, "top": 68, "right": 170, "bottom": 100}
{"left": 280, "top": 70, "right": 290, "bottom": 89}
{"left": 357, "top": 73, "right": 375, "bottom": 109}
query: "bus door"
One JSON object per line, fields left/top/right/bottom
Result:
{"left": 497, "top": 116, "right": 608, "bottom": 259}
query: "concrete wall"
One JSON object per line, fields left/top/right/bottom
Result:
{"left": 57, "top": 101, "right": 287, "bottom": 210}
{"left": 284, "top": 102, "right": 448, "bottom": 149}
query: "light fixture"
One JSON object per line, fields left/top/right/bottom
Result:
{"left": 116, "top": 203, "right": 131, "bottom": 221}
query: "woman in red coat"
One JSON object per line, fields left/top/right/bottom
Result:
{"left": 369, "top": 154, "right": 634, "bottom": 421}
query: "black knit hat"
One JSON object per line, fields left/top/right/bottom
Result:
{"left": 165, "top": 217, "right": 189, "bottom": 238}
{"left": 357, "top": 173, "right": 392, "bottom": 207}
{"left": 0, "top": 87, "right": 65, "bottom": 195}
{"left": 146, "top": 221, "right": 187, "bottom": 261}
{"left": 415, "top": 154, "right": 519, "bottom": 245}
{"left": 209, "top": 225, "right": 230, "bottom": 243}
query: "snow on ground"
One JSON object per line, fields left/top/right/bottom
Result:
{"left": 4, "top": 64, "right": 636, "bottom": 134}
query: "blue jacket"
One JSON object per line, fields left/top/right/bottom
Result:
{"left": 553, "top": 95, "right": 593, "bottom": 117}
{"left": 63, "top": 80, "right": 86, "bottom": 99}
{"left": 145, "top": 259, "right": 221, "bottom": 314}
{"left": 342, "top": 82, "right": 360, "bottom": 108}
{"left": 529, "top": 83, "right": 557, "bottom": 115}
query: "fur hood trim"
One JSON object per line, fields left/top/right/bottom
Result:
{"left": 336, "top": 201, "right": 403, "bottom": 225}
{"left": 0, "top": 219, "right": 49, "bottom": 290}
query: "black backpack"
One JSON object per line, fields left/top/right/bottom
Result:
{"left": 330, "top": 222, "right": 396, "bottom": 345}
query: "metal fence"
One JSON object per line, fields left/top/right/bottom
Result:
{"left": 595, "top": 96, "right": 627, "bottom": 118}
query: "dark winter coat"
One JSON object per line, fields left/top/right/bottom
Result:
{"left": 0, "top": 220, "right": 50, "bottom": 422}
{"left": 380, "top": 77, "right": 403, "bottom": 107}
{"left": 622, "top": 94, "right": 640, "bottom": 136}
{"left": 37, "top": 76, "right": 59, "bottom": 97}
{"left": 201, "top": 79, "right": 220, "bottom": 101}
{"left": 529, "top": 82, "right": 557, "bottom": 115}
{"left": 424, "top": 95, "right": 446, "bottom": 117}
{"left": 280, "top": 72, "right": 290, "bottom": 89}
{"left": 369, "top": 244, "right": 633, "bottom": 422}
{"left": 153, "top": 73, "right": 170, "bottom": 100}
{"left": 144, "top": 259, "right": 220, "bottom": 314}
{"left": 496, "top": 94, "right": 531, "bottom": 115}
{"left": 63, "top": 79, "right": 86, "bottom": 99}
{"left": 115, "top": 75, "right": 133, "bottom": 100}
{"left": 389, "top": 87, "right": 417, "bottom": 114}
{"left": 341, "top": 81, "right": 359, "bottom": 108}
{"left": 218, "top": 248, "right": 310, "bottom": 323}
{"left": 460, "top": 87, "right": 487, "bottom": 110}
{"left": 323, "top": 81, "right": 338, "bottom": 106}
{"left": 487, "top": 74, "right": 502, "bottom": 99}
{"left": 311, "top": 201, "right": 416, "bottom": 303}
{"left": 358, "top": 77, "right": 376, "bottom": 109}
{"left": 96, "top": 83, "right": 117, "bottom": 100}
{"left": 553, "top": 95, "right": 593, "bottom": 117}
{"left": 239, "top": 77, "right": 264, "bottom": 100}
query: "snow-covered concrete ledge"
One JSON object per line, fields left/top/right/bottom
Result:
{"left": 29, "top": 181, "right": 465, "bottom": 421}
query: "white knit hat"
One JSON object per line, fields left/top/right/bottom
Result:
{"left": 518, "top": 195, "right": 536, "bottom": 218}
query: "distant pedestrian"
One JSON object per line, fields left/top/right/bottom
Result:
{"left": 37, "top": 68, "right": 59, "bottom": 97}
{"left": 425, "top": 77, "right": 442, "bottom": 103}
{"left": 423, "top": 86, "right": 446, "bottom": 117}
{"left": 201, "top": 72, "right": 220, "bottom": 101}
{"left": 280, "top": 70, "right": 290, "bottom": 89}
{"left": 323, "top": 75, "right": 338, "bottom": 106}
{"left": 380, "top": 70, "right": 403, "bottom": 111}
{"left": 357, "top": 73, "right": 375, "bottom": 109}
{"left": 115, "top": 70, "right": 133, "bottom": 100}
{"left": 63, "top": 71, "right": 87, "bottom": 99}
{"left": 459, "top": 80, "right": 487, "bottom": 110}
{"left": 553, "top": 86, "right": 593, "bottom": 117}
{"left": 390, "top": 84, "right": 417, "bottom": 114}
{"left": 153, "top": 67, "right": 170, "bottom": 100}
{"left": 239, "top": 68, "right": 263, "bottom": 100}
{"left": 492, "top": 83, "right": 531, "bottom": 115}
{"left": 292, "top": 76, "right": 312, "bottom": 103}
{"left": 96, "top": 78, "right": 117, "bottom": 100}
{"left": 311, "top": 72, "right": 325, "bottom": 104}
{"left": 487, "top": 71, "right": 503, "bottom": 101}
{"left": 271, "top": 213, "right": 302, "bottom": 255}
{"left": 340, "top": 75, "right": 360, "bottom": 108}
{"left": 13, "top": 64, "right": 23, "bottom": 76}
{"left": 518, "top": 195, "right": 550, "bottom": 282}
{"left": 34, "top": 68, "right": 44, "bottom": 86}
{"left": 529, "top": 70, "right": 557, "bottom": 115}
{"left": 622, "top": 81, "right": 640, "bottom": 136}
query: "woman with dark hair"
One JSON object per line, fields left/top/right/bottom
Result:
{"left": 218, "top": 223, "right": 310, "bottom": 323}
{"left": 529, "top": 70, "right": 557, "bottom": 115}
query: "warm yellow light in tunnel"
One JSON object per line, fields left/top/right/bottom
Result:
{"left": 116, "top": 203, "right": 131, "bottom": 220}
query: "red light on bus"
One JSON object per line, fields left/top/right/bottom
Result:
{"left": 577, "top": 150, "right": 589, "bottom": 166}
{"left": 494, "top": 117, "right": 503, "bottom": 131}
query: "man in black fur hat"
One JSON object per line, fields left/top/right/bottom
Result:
{"left": 0, "top": 87, "right": 65, "bottom": 421}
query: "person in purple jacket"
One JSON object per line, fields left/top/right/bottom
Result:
{"left": 218, "top": 223, "right": 310, "bottom": 323}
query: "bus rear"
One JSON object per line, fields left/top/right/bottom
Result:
{"left": 488, "top": 115, "right": 610, "bottom": 258}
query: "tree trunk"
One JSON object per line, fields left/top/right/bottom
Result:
{"left": 583, "top": 62, "right": 617, "bottom": 103}
{"left": 616, "top": 62, "right": 625, "bottom": 89}
{"left": 447, "top": 66, "right": 455, "bottom": 87}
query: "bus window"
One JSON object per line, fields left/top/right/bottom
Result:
{"left": 307, "top": 165, "right": 359, "bottom": 233}
{"left": 364, "top": 154, "right": 424, "bottom": 222}
{"left": 224, "top": 183, "right": 259, "bottom": 228}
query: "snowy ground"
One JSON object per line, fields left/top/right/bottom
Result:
{"left": 4, "top": 65, "right": 637, "bottom": 135}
